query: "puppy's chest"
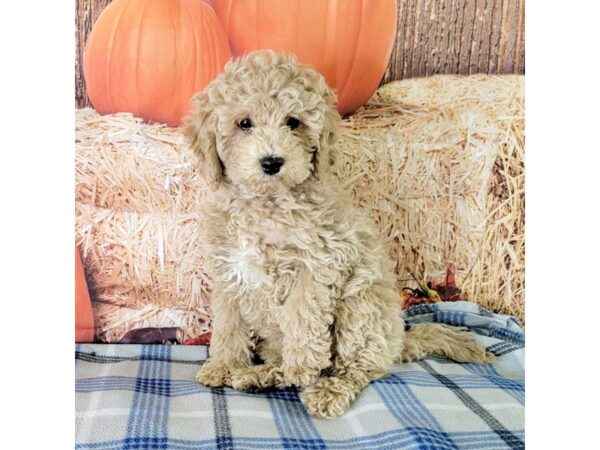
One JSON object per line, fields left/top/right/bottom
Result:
{"left": 226, "top": 219, "right": 298, "bottom": 293}
{"left": 226, "top": 220, "right": 302, "bottom": 331}
{"left": 207, "top": 201, "right": 354, "bottom": 330}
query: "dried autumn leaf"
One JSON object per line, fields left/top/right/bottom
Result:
{"left": 430, "top": 267, "right": 465, "bottom": 302}
{"left": 183, "top": 332, "right": 212, "bottom": 346}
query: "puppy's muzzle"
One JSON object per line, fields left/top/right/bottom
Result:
{"left": 260, "top": 156, "right": 284, "bottom": 175}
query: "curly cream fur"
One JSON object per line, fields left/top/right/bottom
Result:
{"left": 186, "top": 50, "right": 494, "bottom": 419}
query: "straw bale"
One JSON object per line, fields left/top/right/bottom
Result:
{"left": 75, "top": 109, "right": 204, "bottom": 214}
{"left": 75, "top": 74, "right": 524, "bottom": 341}
{"left": 337, "top": 75, "right": 525, "bottom": 323}
{"left": 75, "top": 203, "right": 211, "bottom": 342}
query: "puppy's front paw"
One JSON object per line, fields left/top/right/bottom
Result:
{"left": 283, "top": 365, "right": 320, "bottom": 387}
{"left": 195, "top": 360, "right": 232, "bottom": 388}
{"left": 229, "top": 365, "right": 282, "bottom": 391}
{"left": 301, "top": 377, "right": 355, "bottom": 419}
{"left": 229, "top": 366, "right": 263, "bottom": 391}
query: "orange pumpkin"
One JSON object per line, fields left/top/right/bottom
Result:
{"left": 210, "top": 0, "right": 398, "bottom": 115}
{"left": 75, "top": 245, "right": 95, "bottom": 343}
{"left": 83, "top": 0, "right": 232, "bottom": 126}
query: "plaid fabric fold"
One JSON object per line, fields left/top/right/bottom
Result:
{"left": 76, "top": 301, "right": 524, "bottom": 449}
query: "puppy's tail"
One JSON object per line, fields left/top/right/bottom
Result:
{"left": 399, "top": 323, "right": 495, "bottom": 364}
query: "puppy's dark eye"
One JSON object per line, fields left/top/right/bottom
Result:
{"left": 238, "top": 118, "right": 253, "bottom": 130}
{"left": 285, "top": 117, "right": 301, "bottom": 130}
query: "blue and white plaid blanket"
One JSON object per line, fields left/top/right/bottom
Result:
{"left": 75, "top": 301, "right": 525, "bottom": 449}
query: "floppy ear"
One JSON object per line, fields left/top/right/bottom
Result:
{"left": 315, "top": 90, "right": 340, "bottom": 178}
{"left": 184, "top": 92, "right": 223, "bottom": 190}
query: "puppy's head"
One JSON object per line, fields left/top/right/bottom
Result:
{"left": 185, "top": 50, "right": 339, "bottom": 195}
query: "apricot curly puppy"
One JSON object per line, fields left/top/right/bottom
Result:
{"left": 185, "top": 50, "right": 494, "bottom": 419}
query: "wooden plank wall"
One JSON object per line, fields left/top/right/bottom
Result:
{"left": 382, "top": 0, "right": 525, "bottom": 83}
{"left": 76, "top": 0, "right": 525, "bottom": 108}
{"left": 76, "top": 0, "right": 112, "bottom": 109}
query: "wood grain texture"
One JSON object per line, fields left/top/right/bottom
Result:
{"left": 75, "top": 0, "right": 112, "bottom": 108}
{"left": 382, "top": 0, "right": 525, "bottom": 83}
{"left": 75, "top": 0, "right": 525, "bottom": 108}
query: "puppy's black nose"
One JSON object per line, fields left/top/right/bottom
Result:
{"left": 260, "top": 156, "right": 284, "bottom": 175}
